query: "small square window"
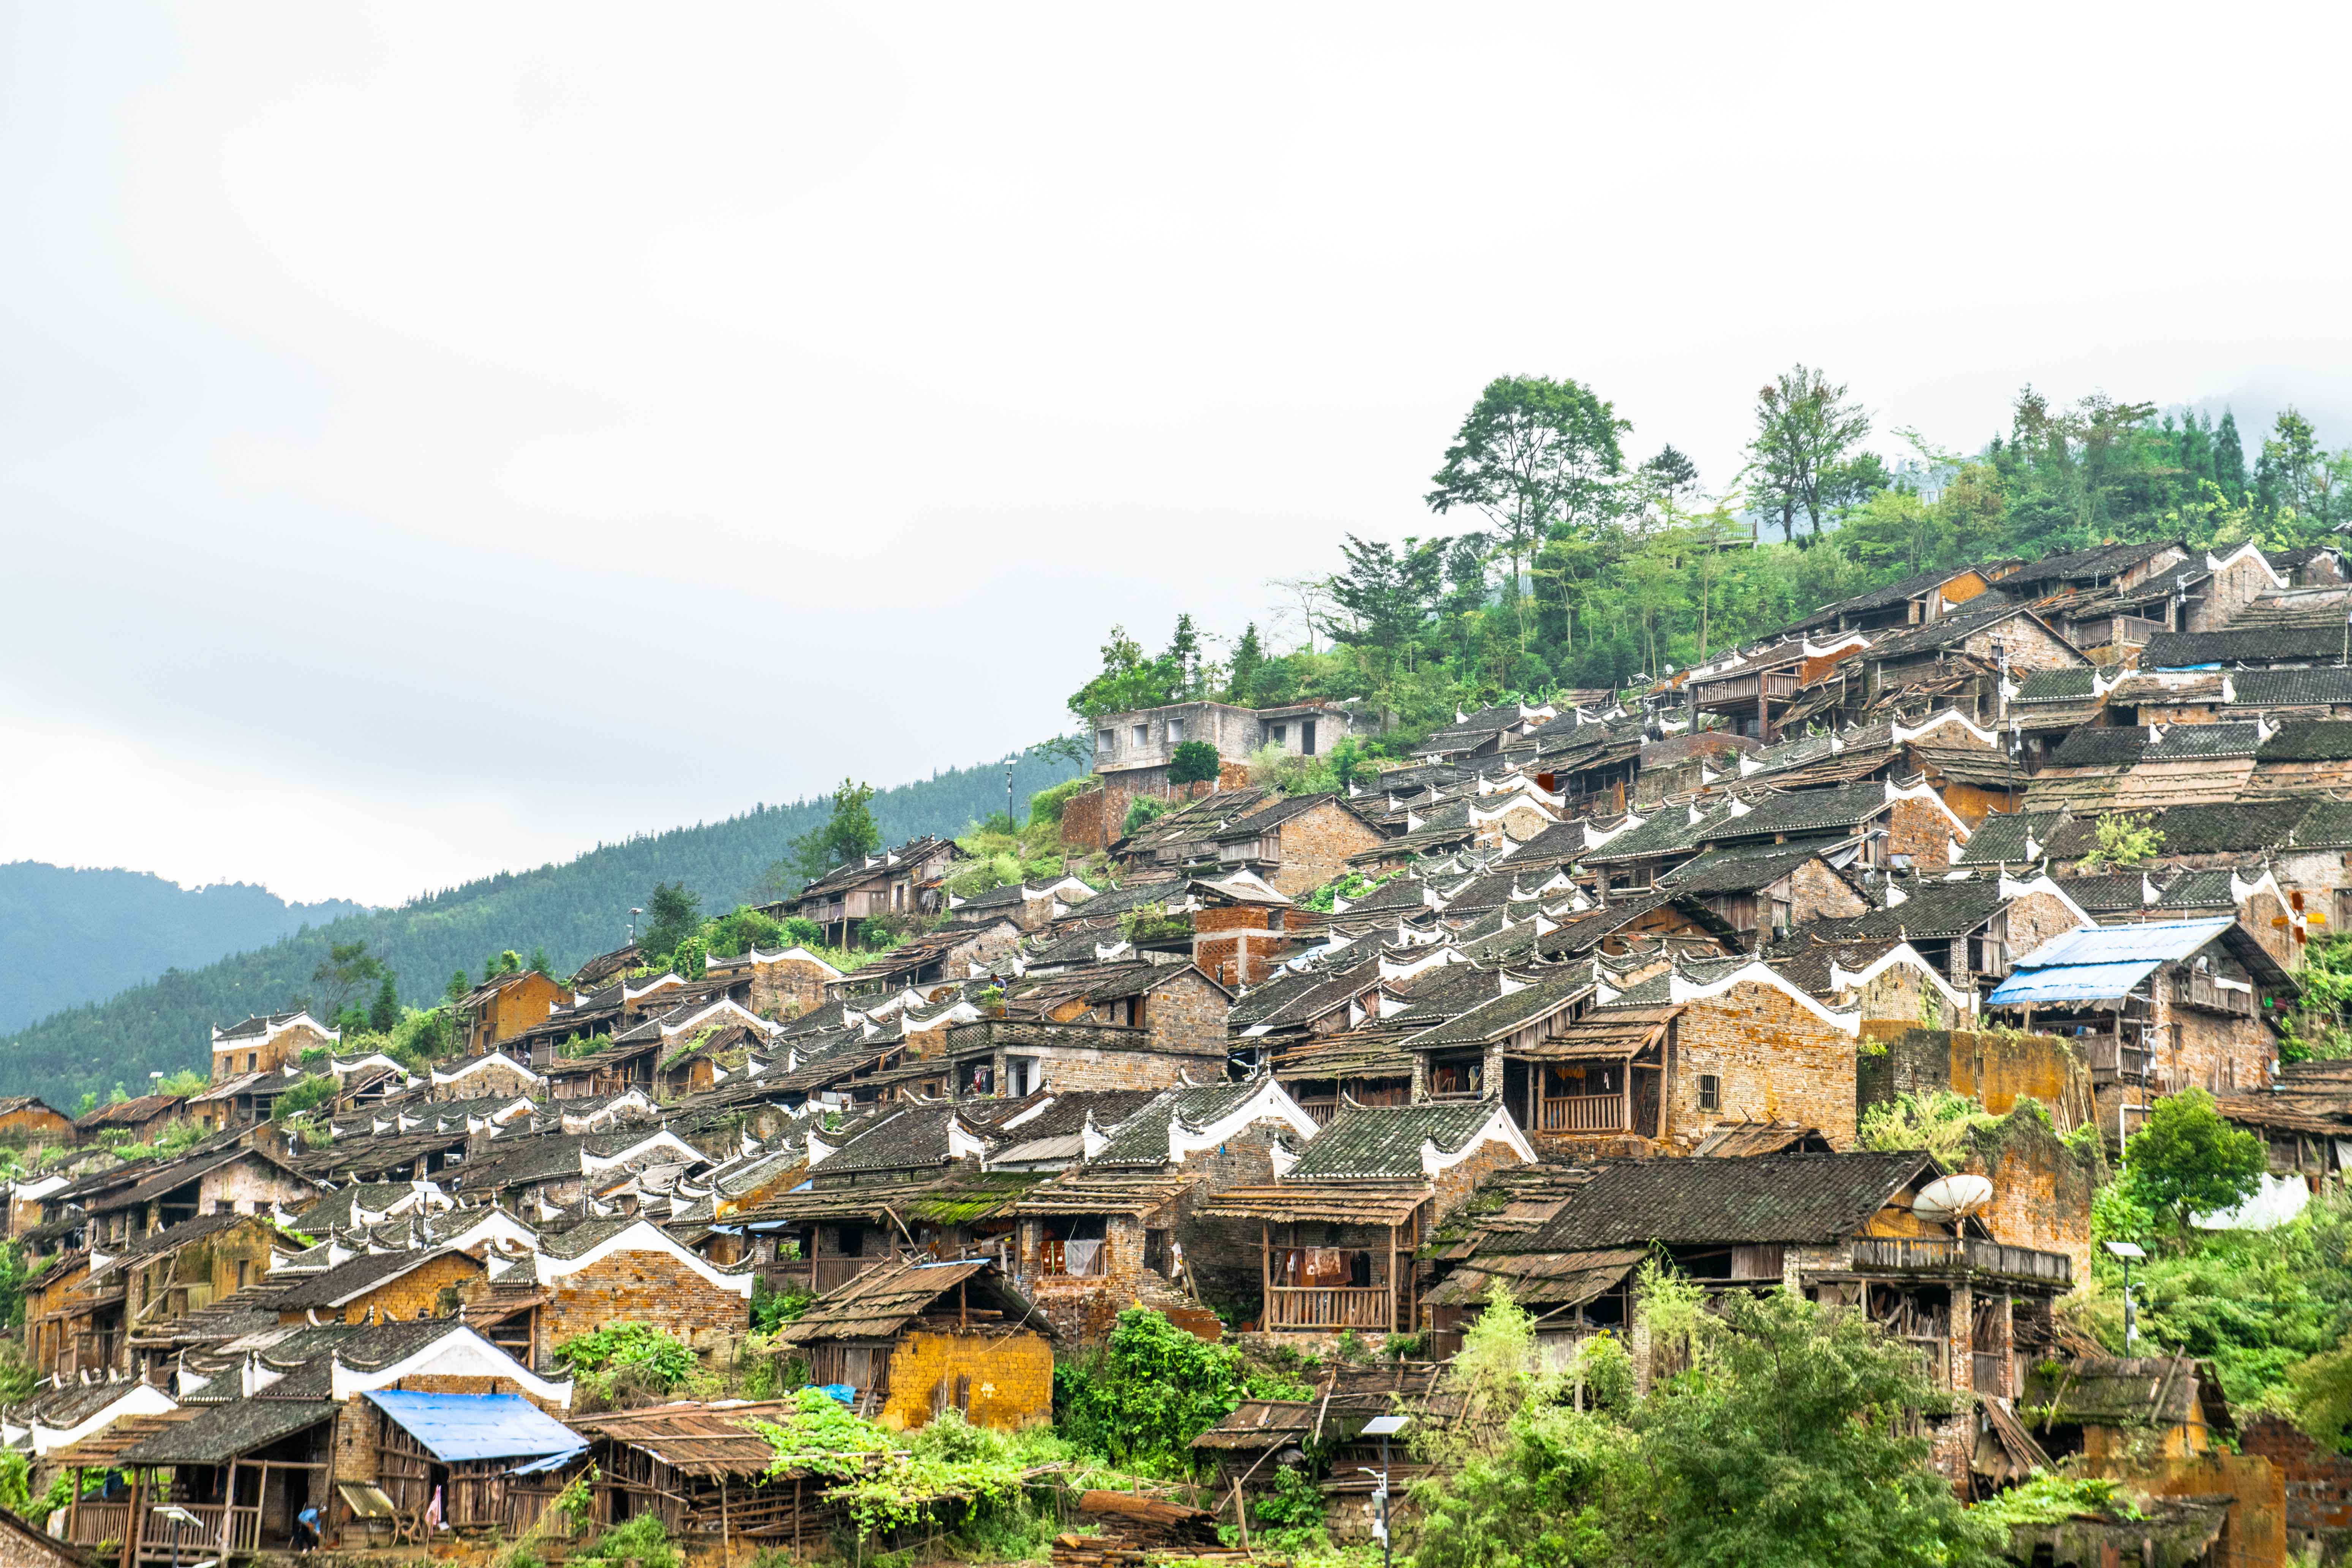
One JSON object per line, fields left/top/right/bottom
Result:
{"left": 1698, "top": 1074, "right": 1721, "bottom": 1112}
{"left": 1167, "top": 719, "right": 1185, "bottom": 743}
{"left": 1271, "top": 723, "right": 1287, "bottom": 743}
{"left": 1133, "top": 724, "right": 1149, "bottom": 746}
{"left": 1097, "top": 729, "right": 1116, "bottom": 752}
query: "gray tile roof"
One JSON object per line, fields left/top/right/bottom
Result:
{"left": 2143, "top": 624, "right": 2349, "bottom": 667}
{"left": 1659, "top": 838, "right": 1854, "bottom": 895}
{"left": 1402, "top": 969, "right": 1596, "bottom": 1050}
{"left": 1700, "top": 782, "right": 1894, "bottom": 840}
{"left": 1802, "top": 878, "right": 2006, "bottom": 941}
{"left": 2012, "top": 667, "right": 2101, "bottom": 703}
{"left": 2258, "top": 720, "right": 2352, "bottom": 762}
{"left": 2046, "top": 727, "right": 2152, "bottom": 768}
{"left": 1510, "top": 1150, "right": 1938, "bottom": 1252}
{"left": 2229, "top": 667, "right": 2352, "bottom": 707}
{"left": 1287, "top": 1102, "right": 1506, "bottom": 1181}
{"left": 2142, "top": 721, "right": 2262, "bottom": 761}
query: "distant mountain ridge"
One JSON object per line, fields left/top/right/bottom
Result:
{"left": 0, "top": 863, "right": 368, "bottom": 1035}
{"left": 0, "top": 751, "right": 1081, "bottom": 1108}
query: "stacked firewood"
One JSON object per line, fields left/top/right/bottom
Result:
{"left": 1051, "top": 1490, "right": 1285, "bottom": 1568}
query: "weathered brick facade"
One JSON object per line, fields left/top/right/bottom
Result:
{"left": 1193, "top": 905, "right": 1289, "bottom": 987}
{"left": 1667, "top": 981, "right": 1859, "bottom": 1149}
{"left": 1257, "top": 800, "right": 1387, "bottom": 898}
{"left": 2243, "top": 1415, "right": 2352, "bottom": 1564}
{"left": 539, "top": 1251, "right": 752, "bottom": 1364}
{"left": 877, "top": 1327, "right": 1053, "bottom": 1432}
{"left": 948, "top": 1020, "right": 1225, "bottom": 1096}
{"left": 465, "top": 972, "right": 573, "bottom": 1055}
{"left": 1959, "top": 1104, "right": 2100, "bottom": 1288}
{"left": 283, "top": 1252, "right": 487, "bottom": 1325}
{"left": 213, "top": 1016, "right": 335, "bottom": 1082}
{"left": 1787, "top": 859, "right": 1869, "bottom": 926}
{"left": 1887, "top": 796, "right": 1963, "bottom": 870}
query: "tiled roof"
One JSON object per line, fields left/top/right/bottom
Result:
{"left": 814, "top": 1104, "right": 968, "bottom": 1176}
{"left": 2012, "top": 667, "right": 2101, "bottom": 703}
{"left": 1861, "top": 601, "right": 2056, "bottom": 663}
{"left": 1286, "top": 1102, "right": 1505, "bottom": 1181}
{"left": 1954, "top": 810, "right": 2067, "bottom": 865}
{"left": 270, "top": 1247, "right": 473, "bottom": 1310}
{"left": 1511, "top": 1151, "right": 1938, "bottom": 1252}
{"left": 2258, "top": 720, "right": 2352, "bottom": 762}
{"left": 1089, "top": 1081, "right": 1272, "bottom": 1168}
{"left": 1700, "top": 782, "right": 1894, "bottom": 840}
{"left": 1803, "top": 878, "right": 2006, "bottom": 940}
{"left": 2001, "top": 541, "right": 2181, "bottom": 586}
{"left": 1791, "top": 560, "right": 2023, "bottom": 628}
{"left": 1401, "top": 969, "right": 1595, "bottom": 1050}
{"left": 2139, "top": 721, "right": 2262, "bottom": 761}
{"left": 2047, "top": 727, "right": 2151, "bottom": 768}
{"left": 116, "top": 1397, "right": 340, "bottom": 1465}
{"left": 1582, "top": 805, "right": 1724, "bottom": 863}
{"left": 2142, "top": 624, "right": 2348, "bottom": 667}
{"left": 1660, "top": 838, "right": 1855, "bottom": 895}
{"left": 2055, "top": 874, "right": 2150, "bottom": 914}
{"left": 2229, "top": 667, "right": 2352, "bottom": 707}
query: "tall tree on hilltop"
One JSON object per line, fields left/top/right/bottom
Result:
{"left": 310, "top": 940, "right": 386, "bottom": 1022}
{"left": 1427, "top": 375, "right": 1629, "bottom": 649}
{"left": 786, "top": 779, "right": 884, "bottom": 886}
{"left": 639, "top": 882, "right": 703, "bottom": 959}
{"left": 1328, "top": 534, "right": 1446, "bottom": 667}
{"left": 2215, "top": 408, "right": 2248, "bottom": 496}
{"left": 1225, "top": 623, "right": 1265, "bottom": 704}
{"left": 1748, "top": 364, "right": 1872, "bottom": 541}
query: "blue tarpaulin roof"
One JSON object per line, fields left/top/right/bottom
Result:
{"left": 1987, "top": 918, "right": 2236, "bottom": 1006}
{"left": 1985, "top": 961, "right": 2164, "bottom": 1006}
{"left": 362, "top": 1391, "right": 583, "bottom": 1463}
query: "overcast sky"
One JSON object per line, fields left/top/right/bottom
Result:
{"left": 6, "top": 3, "right": 2352, "bottom": 907}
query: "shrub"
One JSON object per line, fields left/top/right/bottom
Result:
{"left": 555, "top": 1323, "right": 702, "bottom": 1410}
{"left": 1168, "top": 740, "right": 1222, "bottom": 787}
{"left": 270, "top": 1075, "right": 336, "bottom": 1124}
{"left": 1122, "top": 795, "right": 1171, "bottom": 837}
{"left": 1026, "top": 777, "right": 1089, "bottom": 827}
{"left": 1058, "top": 1307, "right": 1245, "bottom": 1468}
{"left": 2124, "top": 1086, "right": 2266, "bottom": 1225}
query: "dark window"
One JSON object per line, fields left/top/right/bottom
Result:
{"left": 1271, "top": 723, "right": 1287, "bottom": 743}
{"left": 1698, "top": 1074, "right": 1721, "bottom": 1112}
{"left": 1301, "top": 720, "right": 1317, "bottom": 756}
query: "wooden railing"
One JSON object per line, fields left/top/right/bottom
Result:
{"left": 2177, "top": 973, "right": 2254, "bottom": 1017}
{"left": 1972, "top": 1351, "right": 2010, "bottom": 1397}
{"left": 1266, "top": 1285, "right": 1393, "bottom": 1330}
{"left": 1848, "top": 1236, "right": 2072, "bottom": 1288}
{"left": 1299, "top": 1101, "right": 1339, "bottom": 1127}
{"left": 1690, "top": 670, "right": 1799, "bottom": 707}
{"left": 131, "top": 1502, "right": 261, "bottom": 1562}
{"left": 810, "top": 1256, "right": 884, "bottom": 1294}
{"left": 66, "top": 1502, "right": 130, "bottom": 1546}
{"left": 1538, "top": 1094, "right": 1624, "bottom": 1133}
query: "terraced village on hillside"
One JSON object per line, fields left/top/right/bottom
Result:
{"left": 21, "top": 540, "right": 2352, "bottom": 1567}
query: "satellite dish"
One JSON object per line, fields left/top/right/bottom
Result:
{"left": 1913, "top": 1173, "right": 1993, "bottom": 1223}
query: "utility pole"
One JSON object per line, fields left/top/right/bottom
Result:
{"left": 2106, "top": 1241, "right": 2144, "bottom": 1348}
{"left": 1362, "top": 1414, "right": 1409, "bottom": 1568}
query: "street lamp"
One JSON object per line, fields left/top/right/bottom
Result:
{"left": 628, "top": 908, "right": 643, "bottom": 946}
{"left": 1361, "top": 1413, "right": 1410, "bottom": 1568}
{"left": 2105, "top": 1240, "right": 2145, "bottom": 1348}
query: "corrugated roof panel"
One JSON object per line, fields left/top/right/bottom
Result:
{"left": 362, "top": 1391, "right": 582, "bottom": 1462}
{"left": 2009, "top": 918, "right": 2231, "bottom": 969}
{"left": 1985, "top": 960, "right": 2164, "bottom": 1005}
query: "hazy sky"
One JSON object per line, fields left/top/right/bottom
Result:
{"left": 7, "top": 3, "right": 2352, "bottom": 907}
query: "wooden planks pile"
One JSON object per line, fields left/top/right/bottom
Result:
{"left": 1051, "top": 1490, "right": 1290, "bottom": 1568}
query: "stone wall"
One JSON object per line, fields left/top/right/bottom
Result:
{"left": 1144, "top": 968, "right": 1234, "bottom": 1057}
{"left": 750, "top": 958, "right": 837, "bottom": 1017}
{"left": 542, "top": 1252, "right": 751, "bottom": 1364}
{"left": 1669, "top": 983, "right": 1859, "bottom": 1149}
{"left": 288, "top": 1253, "right": 485, "bottom": 1325}
{"left": 1267, "top": 804, "right": 1386, "bottom": 898}
{"left": 1193, "top": 906, "right": 1285, "bottom": 987}
{"left": 1960, "top": 1103, "right": 2100, "bottom": 1287}
{"left": 1788, "top": 860, "right": 1868, "bottom": 925}
{"left": 1432, "top": 1137, "right": 1528, "bottom": 1219}
{"left": 879, "top": 1328, "right": 1052, "bottom": 1431}
{"left": 1856, "top": 1027, "right": 2088, "bottom": 1122}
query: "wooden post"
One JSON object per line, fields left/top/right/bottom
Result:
{"left": 720, "top": 1474, "right": 730, "bottom": 1566}
{"left": 1386, "top": 1223, "right": 1398, "bottom": 1337}
{"left": 1260, "top": 1223, "right": 1271, "bottom": 1332}
{"left": 118, "top": 1476, "right": 140, "bottom": 1568}
{"left": 793, "top": 1476, "right": 802, "bottom": 1558}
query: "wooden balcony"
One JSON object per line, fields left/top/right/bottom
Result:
{"left": 1266, "top": 1285, "right": 1393, "bottom": 1331}
{"left": 1690, "top": 669, "right": 1799, "bottom": 708}
{"left": 1537, "top": 1094, "right": 1625, "bottom": 1133}
{"left": 2082, "top": 1036, "right": 2153, "bottom": 1085}
{"left": 1848, "top": 1236, "right": 2072, "bottom": 1290}
{"left": 2176, "top": 972, "right": 2254, "bottom": 1017}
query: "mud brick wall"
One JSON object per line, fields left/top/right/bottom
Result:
{"left": 1960, "top": 1105, "right": 2098, "bottom": 1286}
{"left": 1432, "top": 1138, "right": 1527, "bottom": 1218}
{"left": 1853, "top": 963, "right": 1960, "bottom": 1030}
{"left": 285, "top": 1253, "right": 485, "bottom": 1325}
{"left": 543, "top": 1252, "right": 751, "bottom": 1354}
{"left": 1788, "top": 860, "right": 1868, "bottom": 924}
{"left": 1859, "top": 1028, "right": 2086, "bottom": 1122}
{"left": 2243, "top": 1416, "right": 2352, "bottom": 1562}
{"left": 1193, "top": 906, "right": 1285, "bottom": 987}
{"left": 751, "top": 958, "right": 836, "bottom": 1016}
{"left": 2006, "top": 890, "right": 2089, "bottom": 963}
{"left": 879, "top": 1328, "right": 1052, "bottom": 1432}
{"left": 2151, "top": 985, "right": 2278, "bottom": 1097}
{"left": 1669, "top": 983, "right": 1859, "bottom": 1149}
{"left": 1888, "top": 798, "right": 1962, "bottom": 870}
{"left": 1265, "top": 805, "right": 1386, "bottom": 898}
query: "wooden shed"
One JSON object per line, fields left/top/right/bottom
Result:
{"left": 565, "top": 1399, "right": 864, "bottom": 1552}
{"left": 777, "top": 1258, "right": 1052, "bottom": 1431}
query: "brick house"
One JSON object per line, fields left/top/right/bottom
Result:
{"left": 1207, "top": 793, "right": 1389, "bottom": 898}
{"left": 1985, "top": 917, "right": 2299, "bottom": 1133}
{"left": 1423, "top": 1150, "right": 2072, "bottom": 1418}
{"left": 210, "top": 1011, "right": 339, "bottom": 1082}
{"left": 273, "top": 1246, "right": 489, "bottom": 1325}
{"left": 1081, "top": 701, "right": 1380, "bottom": 852}
{"left": 1004, "top": 1076, "right": 1319, "bottom": 1339}
{"left": 1522, "top": 957, "right": 1867, "bottom": 1154}
{"left": 946, "top": 875, "right": 1098, "bottom": 931}
{"left": 429, "top": 1050, "right": 547, "bottom": 1102}
{"left": 1789, "top": 560, "right": 2022, "bottom": 637}
{"left": 1656, "top": 837, "right": 1870, "bottom": 947}
{"left": 778, "top": 1257, "right": 1053, "bottom": 1431}
{"left": 514, "top": 1214, "right": 753, "bottom": 1364}
{"left": 702, "top": 944, "right": 846, "bottom": 1018}
{"left": 941, "top": 1017, "right": 1229, "bottom": 1099}
{"left": 826, "top": 919, "right": 1023, "bottom": 999}
{"left": 53, "top": 1210, "right": 299, "bottom": 1380}
{"left": 457, "top": 969, "right": 575, "bottom": 1057}
{"left": 0, "top": 1096, "right": 75, "bottom": 1147}
{"left": 1697, "top": 776, "right": 1977, "bottom": 875}
{"left": 1792, "top": 872, "right": 2093, "bottom": 999}
{"left": 1203, "top": 1101, "right": 1532, "bottom": 1339}
{"left": 68, "top": 1093, "right": 181, "bottom": 1146}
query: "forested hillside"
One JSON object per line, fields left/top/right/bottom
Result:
{"left": 0, "top": 749, "right": 1079, "bottom": 1107}
{"left": 0, "top": 865, "right": 368, "bottom": 1034}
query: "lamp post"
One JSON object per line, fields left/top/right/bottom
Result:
{"left": 2105, "top": 1240, "right": 2145, "bottom": 1348}
{"left": 1361, "top": 1413, "right": 1410, "bottom": 1568}
{"left": 628, "top": 908, "right": 643, "bottom": 946}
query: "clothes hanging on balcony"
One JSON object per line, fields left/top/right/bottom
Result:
{"left": 1061, "top": 1239, "right": 1103, "bottom": 1277}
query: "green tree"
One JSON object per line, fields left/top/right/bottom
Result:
{"left": 310, "top": 940, "right": 386, "bottom": 1021}
{"left": 1059, "top": 1307, "right": 1246, "bottom": 1467}
{"left": 444, "top": 969, "right": 469, "bottom": 1006}
{"left": 1227, "top": 622, "right": 1266, "bottom": 704}
{"left": 788, "top": 779, "right": 884, "bottom": 884}
{"left": 367, "top": 975, "right": 400, "bottom": 1034}
{"left": 1428, "top": 375, "right": 1630, "bottom": 650}
{"left": 1167, "top": 740, "right": 1221, "bottom": 787}
{"left": 2215, "top": 408, "right": 2248, "bottom": 496}
{"left": 1749, "top": 364, "right": 1872, "bottom": 541}
{"left": 2078, "top": 812, "right": 2164, "bottom": 871}
{"left": 639, "top": 882, "right": 703, "bottom": 959}
{"left": 2124, "top": 1087, "right": 2266, "bottom": 1225}
{"left": 527, "top": 945, "right": 553, "bottom": 977}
